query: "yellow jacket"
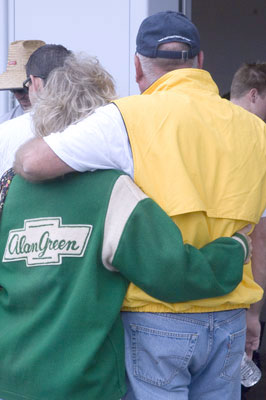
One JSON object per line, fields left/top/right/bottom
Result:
{"left": 114, "top": 68, "right": 266, "bottom": 313}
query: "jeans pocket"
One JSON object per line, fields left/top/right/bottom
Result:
{"left": 220, "top": 326, "right": 246, "bottom": 381}
{"left": 129, "top": 323, "right": 198, "bottom": 387}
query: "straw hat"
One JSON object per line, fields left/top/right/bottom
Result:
{"left": 0, "top": 40, "right": 46, "bottom": 90}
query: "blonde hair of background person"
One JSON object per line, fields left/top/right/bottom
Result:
{"left": 32, "top": 53, "right": 117, "bottom": 137}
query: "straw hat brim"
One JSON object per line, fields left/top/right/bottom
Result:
{"left": 0, "top": 69, "right": 27, "bottom": 90}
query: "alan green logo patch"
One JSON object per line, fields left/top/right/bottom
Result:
{"left": 3, "top": 217, "right": 93, "bottom": 267}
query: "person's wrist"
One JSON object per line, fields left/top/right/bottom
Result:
{"left": 232, "top": 232, "right": 249, "bottom": 262}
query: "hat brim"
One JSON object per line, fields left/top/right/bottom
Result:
{"left": 0, "top": 70, "right": 26, "bottom": 90}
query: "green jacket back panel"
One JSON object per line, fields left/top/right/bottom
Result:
{"left": 0, "top": 170, "right": 247, "bottom": 400}
{"left": 0, "top": 171, "right": 128, "bottom": 400}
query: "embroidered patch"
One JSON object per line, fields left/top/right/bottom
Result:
{"left": 3, "top": 217, "right": 93, "bottom": 267}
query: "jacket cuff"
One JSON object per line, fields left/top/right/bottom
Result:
{"left": 231, "top": 232, "right": 249, "bottom": 262}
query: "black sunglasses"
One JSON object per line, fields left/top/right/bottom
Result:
{"left": 23, "top": 76, "right": 32, "bottom": 89}
{"left": 10, "top": 77, "right": 32, "bottom": 95}
{"left": 10, "top": 77, "right": 31, "bottom": 95}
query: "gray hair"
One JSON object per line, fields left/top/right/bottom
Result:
{"left": 138, "top": 42, "right": 198, "bottom": 88}
{"left": 32, "top": 53, "right": 117, "bottom": 137}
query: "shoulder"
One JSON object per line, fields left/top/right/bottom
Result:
{"left": 0, "top": 109, "right": 13, "bottom": 124}
{"left": 12, "top": 104, "right": 24, "bottom": 118}
{"left": 71, "top": 103, "right": 128, "bottom": 143}
{"left": 0, "top": 112, "right": 33, "bottom": 139}
{"left": 72, "top": 103, "right": 126, "bottom": 135}
{"left": 114, "top": 95, "right": 143, "bottom": 109}
{"left": 94, "top": 103, "right": 123, "bottom": 123}
{"left": 0, "top": 105, "right": 24, "bottom": 124}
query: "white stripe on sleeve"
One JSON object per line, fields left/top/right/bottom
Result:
{"left": 102, "top": 175, "right": 147, "bottom": 271}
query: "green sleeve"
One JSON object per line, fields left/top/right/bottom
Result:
{"left": 112, "top": 198, "right": 244, "bottom": 303}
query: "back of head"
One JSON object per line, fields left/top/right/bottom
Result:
{"left": 26, "top": 44, "right": 71, "bottom": 84}
{"left": 230, "top": 62, "right": 266, "bottom": 99}
{"left": 135, "top": 11, "right": 201, "bottom": 89}
{"left": 32, "top": 53, "right": 117, "bottom": 137}
{"left": 136, "top": 11, "right": 200, "bottom": 62}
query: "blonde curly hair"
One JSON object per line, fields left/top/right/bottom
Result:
{"left": 32, "top": 53, "right": 117, "bottom": 137}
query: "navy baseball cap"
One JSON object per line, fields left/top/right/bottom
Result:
{"left": 136, "top": 11, "right": 200, "bottom": 60}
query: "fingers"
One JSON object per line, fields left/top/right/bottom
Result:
{"left": 246, "top": 349, "right": 253, "bottom": 359}
{"left": 246, "top": 338, "right": 260, "bottom": 359}
{"left": 245, "top": 313, "right": 261, "bottom": 359}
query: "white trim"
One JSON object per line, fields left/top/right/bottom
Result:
{"left": 158, "top": 35, "right": 191, "bottom": 43}
{"left": 102, "top": 175, "right": 147, "bottom": 271}
{"left": 231, "top": 235, "right": 247, "bottom": 261}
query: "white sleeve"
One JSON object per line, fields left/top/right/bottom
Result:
{"left": 43, "top": 103, "right": 134, "bottom": 178}
{"left": 262, "top": 209, "right": 266, "bottom": 218}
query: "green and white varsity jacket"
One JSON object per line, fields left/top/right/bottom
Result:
{"left": 0, "top": 170, "right": 247, "bottom": 400}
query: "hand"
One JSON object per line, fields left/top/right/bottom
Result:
{"left": 236, "top": 224, "right": 252, "bottom": 264}
{"left": 245, "top": 309, "right": 261, "bottom": 359}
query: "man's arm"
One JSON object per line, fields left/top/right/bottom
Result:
{"left": 14, "top": 137, "right": 74, "bottom": 181}
{"left": 246, "top": 217, "right": 266, "bottom": 357}
{"left": 14, "top": 104, "right": 133, "bottom": 181}
{"left": 102, "top": 175, "right": 251, "bottom": 302}
{"left": 113, "top": 199, "right": 251, "bottom": 302}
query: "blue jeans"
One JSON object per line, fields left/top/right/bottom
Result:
{"left": 121, "top": 309, "right": 246, "bottom": 400}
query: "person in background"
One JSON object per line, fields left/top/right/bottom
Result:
{"left": 231, "top": 62, "right": 266, "bottom": 123}
{"left": 13, "top": 12, "right": 266, "bottom": 399}
{"left": 230, "top": 62, "right": 266, "bottom": 359}
{"left": 0, "top": 43, "right": 71, "bottom": 177}
{"left": 230, "top": 62, "right": 266, "bottom": 400}
{"left": 0, "top": 40, "right": 45, "bottom": 123}
{"left": 23, "top": 43, "right": 72, "bottom": 106}
{"left": 0, "top": 53, "right": 252, "bottom": 400}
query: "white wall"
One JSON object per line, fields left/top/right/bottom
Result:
{"left": 0, "top": 0, "right": 181, "bottom": 115}
{"left": 2, "top": 0, "right": 265, "bottom": 112}
{"left": 14, "top": 0, "right": 131, "bottom": 97}
{"left": 129, "top": 0, "right": 148, "bottom": 94}
{"left": 0, "top": 0, "right": 11, "bottom": 115}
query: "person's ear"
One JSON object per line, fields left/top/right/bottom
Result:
{"left": 30, "top": 75, "right": 44, "bottom": 93}
{"left": 248, "top": 88, "right": 258, "bottom": 104}
{"left": 197, "top": 51, "right": 204, "bottom": 69}
{"left": 134, "top": 54, "right": 144, "bottom": 83}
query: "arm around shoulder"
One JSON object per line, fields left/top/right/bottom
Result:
{"left": 14, "top": 137, "right": 75, "bottom": 182}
